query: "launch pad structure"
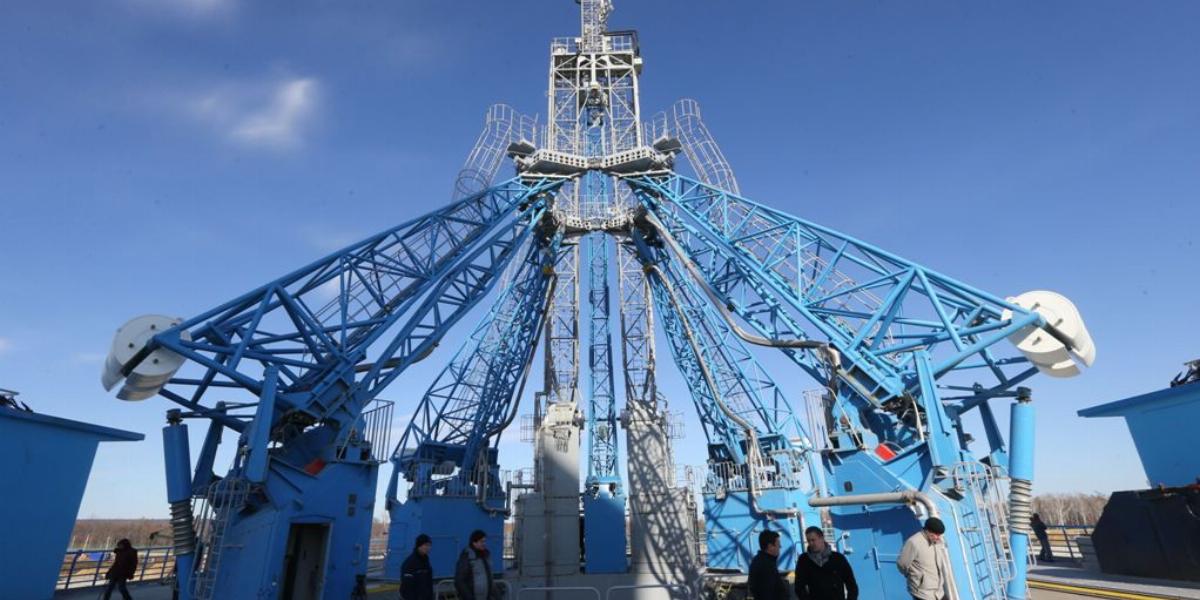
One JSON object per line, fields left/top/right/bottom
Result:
{"left": 100, "top": 2, "right": 1096, "bottom": 599}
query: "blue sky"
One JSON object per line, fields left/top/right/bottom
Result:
{"left": 2, "top": 1, "right": 1198, "bottom": 520}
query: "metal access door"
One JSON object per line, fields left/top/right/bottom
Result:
{"left": 281, "top": 523, "right": 330, "bottom": 600}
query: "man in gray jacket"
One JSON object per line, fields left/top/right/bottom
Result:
{"left": 897, "top": 518, "right": 950, "bottom": 600}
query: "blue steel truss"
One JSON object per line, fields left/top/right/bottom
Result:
{"left": 390, "top": 229, "right": 559, "bottom": 501}
{"left": 586, "top": 233, "right": 621, "bottom": 487}
{"left": 142, "top": 177, "right": 561, "bottom": 433}
{"left": 628, "top": 225, "right": 810, "bottom": 474}
{"left": 627, "top": 173, "right": 1046, "bottom": 419}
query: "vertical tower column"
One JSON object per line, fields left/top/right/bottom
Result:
{"left": 583, "top": 233, "right": 627, "bottom": 573}
{"left": 617, "top": 239, "right": 700, "bottom": 582}
{"left": 515, "top": 236, "right": 584, "bottom": 583}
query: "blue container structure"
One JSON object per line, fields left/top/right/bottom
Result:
{"left": 1078, "top": 383, "right": 1200, "bottom": 487}
{"left": 0, "top": 406, "right": 143, "bottom": 600}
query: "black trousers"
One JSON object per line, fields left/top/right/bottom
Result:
{"left": 103, "top": 577, "right": 132, "bottom": 600}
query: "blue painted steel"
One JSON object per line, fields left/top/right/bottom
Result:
{"left": 162, "top": 422, "right": 195, "bottom": 600}
{"left": 1007, "top": 399, "right": 1035, "bottom": 600}
{"left": 104, "top": 178, "right": 562, "bottom": 599}
{"left": 385, "top": 496, "right": 504, "bottom": 580}
{"left": 0, "top": 406, "right": 142, "bottom": 600}
{"left": 582, "top": 489, "right": 627, "bottom": 573}
{"left": 629, "top": 174, "right": 1046, "bottom": 406}
{"left": 703, "top": 488, "right": 806, "bottom": 572}
{"left": 628, "top": 225, "right": 818, "bottom": 571}
{"left": 1008, "top": 402, "right": 1035, "bottom": 483}
{"left": 1079, "top": 384, "right": 1200, "bottom": 488}
{"left": 162, "top": 422, "right": 193, "bottom": 503}
{"left": 582, "top": 232, "right": 628, "bottom": 573}
{"left": 623, "top": 175, "right": 1042, "bottom": 595}
{"left": 387, "top": 230, "right": 558, "bottom": 578}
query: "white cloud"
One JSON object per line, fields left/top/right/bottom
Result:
{"left": 189, "top": 77, "right": 320, "bottom": 150}
{"left": 230, "top": 79, "right": 319, "bottom": 148}
{"left": 0, "top": 338, "right": 10, "bottom": 354}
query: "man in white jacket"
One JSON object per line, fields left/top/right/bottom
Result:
{"left": 897, "top": 518, "right": 950, "bottom": 600}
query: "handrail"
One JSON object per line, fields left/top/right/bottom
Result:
{"left": 57, "top": 545, "right": 176, "bottom": 591}
{"left": 518, "top": 586, "right": 603, "bottom": 599}
{"left": 605, "top": 583, "right": 688, "bottom": 599}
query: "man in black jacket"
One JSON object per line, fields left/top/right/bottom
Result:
{"left": 794, "top": 527, "right": 858, "bottom": 600}
{"left": 1031, "top": 513, "right": 1055, "bottom": 562}
{"left": 748, "top": 530, "right": 790, "bottom": 600}
{"left": 400, "top": 534, "right": 434, "bottom": 600}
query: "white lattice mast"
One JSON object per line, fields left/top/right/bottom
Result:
{"left": 544, "top": 0, "right": 644, "bottom": 225}
{"left": 543, "top": 241, "right": 580, "bottom": 408}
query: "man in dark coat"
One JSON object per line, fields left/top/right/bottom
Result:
{"left": 1031, "top": 513, "right": 1055, "bottom": 562}
{"left": 453, "top": 530, "right": 499, "bottom": 600}
{"left": 400, "top": 534, "right": 434, "bottom": 600}
{"left": 103, "top": 538, "right": 137, "bottom": 600}
{"left": 747, "top": 530, "right": 790, "bottom": 600}
{"left": 794, "top": 526, "right": 858, "bottom": 600}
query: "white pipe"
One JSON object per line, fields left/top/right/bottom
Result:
{"left": 808, "top": 490, "right": 939, "bottom": 518}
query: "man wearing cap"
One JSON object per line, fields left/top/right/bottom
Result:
{"left": 898, "top": 518, "right": 951, "bottom": 600}
{"left": 400, "top": 534, "right": 434, "bottom": 600}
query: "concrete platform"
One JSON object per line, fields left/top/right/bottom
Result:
{"left": 1030, "top": 564, "right": 1200, "bottom": 599}
{"left": 54, "top": 581, "right": 404, "bottom": 599}
{"left": 56, "top": 566, "right": 1200, "bottom": 600}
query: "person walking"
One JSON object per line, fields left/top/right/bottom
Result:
{"left": 898, "top": 518, "right": 950, "bottom": 600}
{"left": 747, "top": 530, "right": 790, "bottom": 600}
{"left": 794, "top": 526, "right": 858, "bottom": 600}
{"left": 102, "top": 538, "right": 137, "bottom": 600}
{"left": 1031, "top": 513, "right": 1055, "bottom": 563}
{"left": 454, "top": 530, "right": 498, "bottom": 600}
{"left": 400, "top": 534, "right": 434, "bottom": 600}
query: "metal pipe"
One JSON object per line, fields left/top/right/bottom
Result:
{"left": 1006, "top": 388, "right": 1035, "bottom": 600}
{"left": 475, "top": 273, "right": 557, "bottom": 515}
{"left": 162, "top": 415, "right": 195, "bottom": 600}
{"left": 645, "top": 211, "right": 840, "bottom": 360}
{"left": 809, "top": 490, "right": 960, "bottom": 600}
{"left": 645, "top": 263, "right": 797, "bottom": 519}
{"left": 646, "top": 215, "right": 846, "bottom": 492}
{"left": 807, "top": 490, "right": 939, "bottom": 518}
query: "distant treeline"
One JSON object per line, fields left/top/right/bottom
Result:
{"left": 69, "top": 518, "right": 392, "bottom": 550}
{"left": 69, "top": 494, "right": 1108, "bottom": 550}
{"left": 1032, "top": 493, "right": 1108, "bottom": 527}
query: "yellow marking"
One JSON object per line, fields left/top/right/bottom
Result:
{"left": 1029, "top": 579, "right": 1174, "bottom": 600}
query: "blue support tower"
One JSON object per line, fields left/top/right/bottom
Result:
{"left": 387, "top": 228, "right": 560, "bottom": 578}
{"left": 583, "top": 232, "right": 628, "bottom": 573}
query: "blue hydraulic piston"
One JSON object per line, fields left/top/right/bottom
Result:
{"left": 1006, "top": 389, "right": 1035, "bottom": 600}
{"left": 163, "top": 412, "right": 196, "bottom": 600}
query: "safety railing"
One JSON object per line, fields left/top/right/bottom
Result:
{"left": 438, "top": 579, "right": 514, "bottom": 597}
{"left": 340, "top": 398, "right": 394, "bottom": 463}
{"left": 605, "top": 584, "right": 689, "bottom": 599}
{"left": 1030, "top": 525, "right": 1093, "bottom": 564}
{"left": 57, "top": 545, "right": 176, "bottom": 591}
{"left": 518, "top": 586, "right": 602, "bottom": 599}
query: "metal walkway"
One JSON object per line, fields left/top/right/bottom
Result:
{"left": 1029, "top": 565, "right": 1200, "bottom": 600}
